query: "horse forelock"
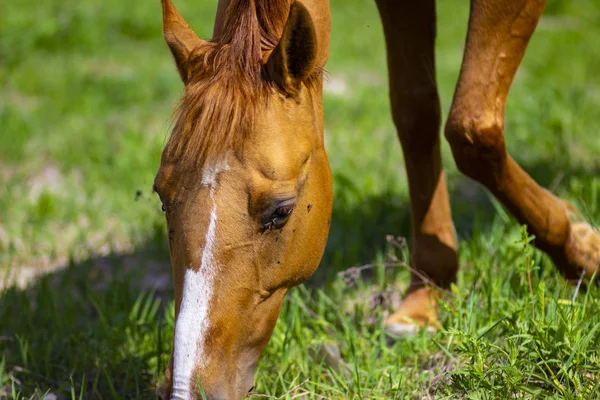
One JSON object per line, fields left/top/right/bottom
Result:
{"left": 162, "top": 0, "right": 320, "bottom": 172}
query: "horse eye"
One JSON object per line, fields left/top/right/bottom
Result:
{"left": 262, "top": 202, "right": 296, "bottom": 231}
{"left": 274, "top": 205, "right": 294, "bottom": 218}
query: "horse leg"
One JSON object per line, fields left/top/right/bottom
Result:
{"left": 445, "top": 0, "right": 600, "bottom": 279}
{"left": 375, "top": 0, "right": 458, "bottom": 334}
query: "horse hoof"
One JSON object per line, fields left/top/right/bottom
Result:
{"left": 565, "top": 223, "right": 600, "bottom": 279}
{"left": 383, "top": 287, "right": 441, "bottom": 339}
{"left": 384, "top": 322, "right": 437, "bottom": 338}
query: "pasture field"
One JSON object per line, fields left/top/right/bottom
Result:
{"left": 1, "top": 0, "right": 600, "bottom": 398}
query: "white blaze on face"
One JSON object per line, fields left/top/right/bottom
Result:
{"left": 171, "top": 160, "right": 227, "bottom": 399}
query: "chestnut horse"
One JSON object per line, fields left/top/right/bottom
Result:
{"left": 153, "top": 0, "right": 600, "bottom": 398}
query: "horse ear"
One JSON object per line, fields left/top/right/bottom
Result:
{"left": 265, "top": 2, "right": 318, "bottom": 95}
{"left": 161, "top": 0, "right": 204, "bottom": 84}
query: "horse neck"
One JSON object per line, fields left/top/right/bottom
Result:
{"left": 212, "top": 0, "right": 330, "bottom": 68}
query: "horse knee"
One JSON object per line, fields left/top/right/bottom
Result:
{"left": 444, "top": 113, "right": 507, "bottom": 185}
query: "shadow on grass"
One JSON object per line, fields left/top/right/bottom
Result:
{"left": 0, "top": 243, "right": 173, "bottom": 399}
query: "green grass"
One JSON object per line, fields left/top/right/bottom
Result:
{"left": 1, "top": 0, "right": 600, "bottom": 398}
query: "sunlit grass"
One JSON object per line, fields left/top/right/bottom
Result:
{"left": 1, "top": 0, "right": 599, "bottom": 397}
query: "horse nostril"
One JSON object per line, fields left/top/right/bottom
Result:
{"left": 248, "top": 385, "right": 255, "bottom": 393}
{"left": 155, "top": 386, "right": 168, "bottom": 400}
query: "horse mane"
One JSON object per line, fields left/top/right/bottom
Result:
{"left": 162, "top": 0, "right": 320, "bottom": 170}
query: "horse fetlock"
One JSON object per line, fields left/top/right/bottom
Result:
{"left": 412, "top": 235, "right": 459, "bottom": 288}
{"left": 564, "top": 222, "right": 600, "bottom": 279}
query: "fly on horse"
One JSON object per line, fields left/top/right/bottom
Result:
{"left": 153, "top": 0, "right": 600, "bottom": 398}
